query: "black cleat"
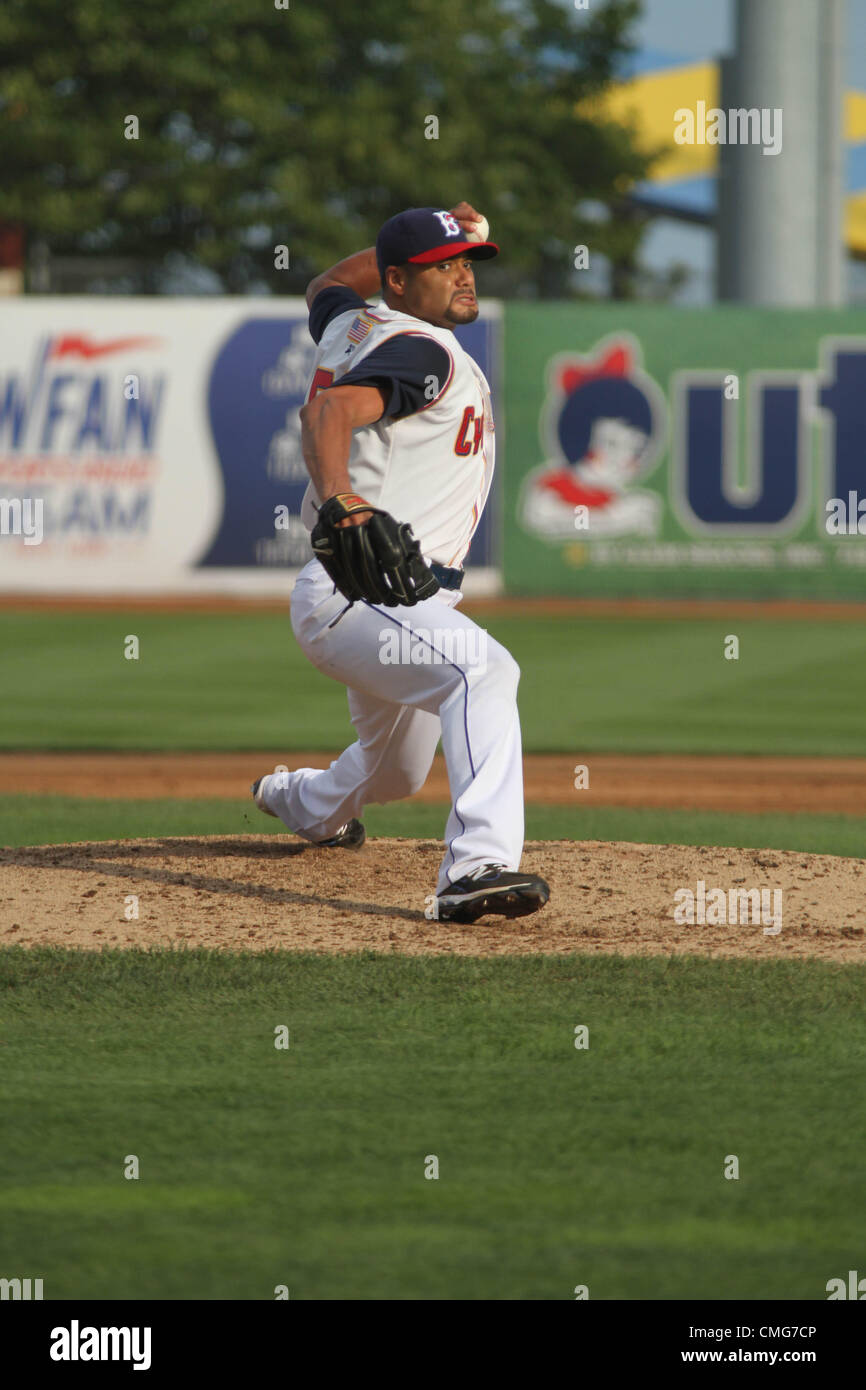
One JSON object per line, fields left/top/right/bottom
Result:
{"left": 251, "top": 777, "right": 365, "bottom": 849}
{"left": 436, "top": 863, "right": 550, "bottom": 924}
{"left": 314, "top": 818, "right": 366, "bottom": 850}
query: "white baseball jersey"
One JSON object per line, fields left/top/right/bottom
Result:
{"left": 300, "top": 287, "right": 495, "bottom": 569}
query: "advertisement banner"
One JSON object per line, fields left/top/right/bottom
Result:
{"left": 505, "top": 304, "right": 866, "bottom": 597}
{"left": 0, "top": 299, "right": 502, "bottom": 595}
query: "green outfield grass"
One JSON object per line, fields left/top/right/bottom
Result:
{"left": 3, "top": 609, "right": 863, "bottom": 1305}
{"left": 1, "top": 794, "right": 864, "bottom": 857}
{"left": 2, "top": 609, "right": 866, "bottom": 755}
{"left": 1, "top": 947, "right": 863, "bottom": 1300}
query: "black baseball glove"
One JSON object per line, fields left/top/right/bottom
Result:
{"left": 311, "top": 492, "right": 441, "bottom": 607}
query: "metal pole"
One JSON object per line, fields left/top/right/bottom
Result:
{"left": 717, "top": 0, "right": 844, "bottom": 305}
{"left": 816, "top": 0, "right": 846, "bottom": 305}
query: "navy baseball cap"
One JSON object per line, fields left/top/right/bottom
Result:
{"left": 376, "top": 207, "right": 499, "bottom": 282}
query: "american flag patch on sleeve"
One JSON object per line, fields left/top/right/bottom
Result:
{"left": 347, "top": 314, "right": 373, "bottom": 345}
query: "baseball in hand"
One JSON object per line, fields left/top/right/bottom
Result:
{"left": 465, "top": 215, "right": 490, "bottom": 243}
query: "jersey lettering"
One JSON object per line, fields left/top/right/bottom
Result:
{"left": 307, "top": 367, "right": 335, "bottom": 402}
{"left": 472, "top": 413, "right": 484, "bottom": 453}
{"left": 454, "top": 405, "right": 483, "bottom": 456}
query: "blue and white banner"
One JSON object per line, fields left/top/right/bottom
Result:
{"left": 0, "top": 299, "right": 502, "bottom": 595}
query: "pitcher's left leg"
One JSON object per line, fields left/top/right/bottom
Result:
{"left": 259, "top": 691, "right": 440, "bottom": 841}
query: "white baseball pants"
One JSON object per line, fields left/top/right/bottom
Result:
{"left": 261, "top": 559, "right": 525, "bottom": 894}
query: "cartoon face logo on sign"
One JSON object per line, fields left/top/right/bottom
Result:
{"left": 519, "top": 334, "right": 667, "bottom": 542}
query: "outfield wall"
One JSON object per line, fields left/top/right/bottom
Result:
{"left": 4, "top": 299, "right": 866, "bottom": 599}
{"left": 505, "top": 304, "right": 866, "bottom": 597}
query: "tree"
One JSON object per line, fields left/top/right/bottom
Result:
{"left": 0, "top": 0, "right": 653, "bottom": 296}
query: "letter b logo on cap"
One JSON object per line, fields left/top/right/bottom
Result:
{"left": 434, "top": 210, "right": 461, "bottom": 237}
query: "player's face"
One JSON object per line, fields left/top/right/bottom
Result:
{"left": 396, "top": 257, "right": 480, "bottom": 329}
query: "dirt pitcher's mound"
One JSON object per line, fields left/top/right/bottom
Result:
{"left": 1, "top": 837, "right": 864, "bottom": 959}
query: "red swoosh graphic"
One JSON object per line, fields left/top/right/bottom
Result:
{"left": 48, "top": 335, "right": 162, "bottom": 360}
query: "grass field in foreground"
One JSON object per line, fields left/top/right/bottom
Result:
{"left": 1, "top": 793, "right": 864, "bottom": 856}
{"left": 3, "top": 609, "right": 866, "bottom": 755}
{"left": 1, "top": 948, "right": 863, "bottom": 1300}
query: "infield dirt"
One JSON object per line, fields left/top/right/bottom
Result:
{"left": 2, "top": 835, "right": 864, "bottom": 961}
{"left": 3, "top": 752, "right": 866, "bottom": 814}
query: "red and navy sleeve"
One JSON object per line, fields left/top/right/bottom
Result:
{"left": 308, "top": 286, "right": 369, "bottom": 345}
{"left": 335, "top": 335, "right": 452, "bottom": 420}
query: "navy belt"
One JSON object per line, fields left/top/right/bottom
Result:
{"left": 430, "top": 562, "right": 464, "bottom": 591}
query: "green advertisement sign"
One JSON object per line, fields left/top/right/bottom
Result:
{"left": 503, "top": 304, "right": 866, "bottom": 597}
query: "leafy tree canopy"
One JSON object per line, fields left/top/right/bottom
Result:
{"left": 0, "top": 0, "right": 652, "bottom": 295}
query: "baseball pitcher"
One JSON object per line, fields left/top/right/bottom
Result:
{"left": 252, "top": 203, "right": 550, "bottom": 924}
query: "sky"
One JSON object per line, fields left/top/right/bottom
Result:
{"left": 634, "top": 0, "right": 864, "bottom": 86}
{"left": 631, "top": 0, "right": 732, "bottom": 63}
